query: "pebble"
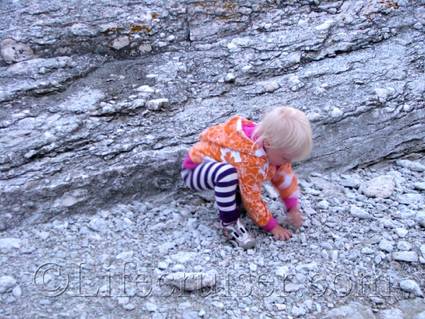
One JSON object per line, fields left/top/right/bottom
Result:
{"left": 112, "top": 36, "right": 130, "bottom": 50}
{"left": 360, "top": 175, "right": 395, "bottom": 198}
{"left": 292, "top": 304, "right": 307, "bottom": 317}
{"left": 12, "top": 285, "right": 22, "bottom": 298}
{"left": 396, "top": 241, "right": 412, "bottom": 251}
{"left": 378, "top": 308, "right": 404, "bottom": 319}
{"left": 276, "top": 265, "right": 290, "bottom": 277}
{"left": 350, "top": 205, "right": 373, "bottom": 219}
{"left": 399, "top": 279, "right": 423, "bottom": 297}
{"left": 146, "top": 98, "right": 169, "bottom": 111}
{"left": 415, "top": 211, "right": 425, "bottom": 227}
{"left": 145, "top": 302, "right": 157, "bottom": 312}
{"left": 396, "top": 159, "right": 425, "bottom": 172}
{"left": 0, "top": 275, "right": 17, "bottom": 293}
{"left": 225, "top": 73, "right": 236, "bottom": 82}
{"left": 88, "top": 217, "right": 107, "bottom": 232}
{"left": 392, "top": 251, "right": 418, "bottom": 263}
{"left": 170, "top": 251, "right": 197, "bottom": 264}
{"left": 317, "top": 200, "right": 330, "bottom": 210}
{"left": 164, "top": 270, "right": 217, "bottom": 291}
{"left": 0, "top": 38, "right": 34, "bottom": 64}
{"left": 395, "top": 228, "right": 408, "bottom": 238}
{"left": 0, "top": 238, "right": 21, "bottom": 252}
{"left": 116, "top": 251, "right": 134, "bottom": 261}
{"left": 260, "top": 80, "right": 280, "bottom": 93}
{"left": 414, "top": 182, "right": 425, "bottom": 191}
{"left": 378, "top": 239, "right": 394, "bottom": 253}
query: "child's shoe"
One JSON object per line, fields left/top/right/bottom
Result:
{"left": 222, "top": 218, "right": 256, "bottom": 249}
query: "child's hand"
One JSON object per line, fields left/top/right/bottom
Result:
{"left": 287, "top": 207, "right": 303, "bottom": 229}
{"left": 271, "top": 224, "right": 292, "bottom": 240}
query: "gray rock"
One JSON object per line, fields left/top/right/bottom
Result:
{"left": 393, "top": 251, "right": 418, "bottom": 263}
{"left": 164, "top": 270, "right": 217, "bottom": 291}
{"left": 377, "top": 308, "right": 404, "bottom": 319}
{"left": 324, "top": 302, "right": 376, "bottom": 319}
{"left": 414, "top": 182, "right": 425, "bottom": 191}
{"left": 396, "top": 241, "right": 412, "bottom": 251}
{"left": 0, "top": 39, "right": 34, "bottom": 64}
{"left": 0, "top": 238, "right": 21, "bottom": 252}
{"left": 399, "top": 279, "right": 423, "bottom": 297}
{"left": 350, "top": 205, "right": 373, "bottom": 219}
{"left": 378, "top": 239, "right": 394, "bottom": 253}
{"left": 396, "top": 160, "right": 425, "bottom": 172}
{"left": 146, "top": 98, "right": 169, "bottom": 111}
{"left": 414, "top": 311, "right": 425, "bottom": 319}
{"left": 360, "top": 175, "right": 395, "bottom": 199}
{"left": 415, "top": 211, "right": 425, "bottom": 227}
{"left": 145, "top": 302, "right": 157, "bottom": 312}
{"left": 111, "top": 36, "right": 130, "bottom": 50}
{"left": 0, "top": 276, "right": 17, "bottom": 293}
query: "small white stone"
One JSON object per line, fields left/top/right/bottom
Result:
{"left": 276, "top": 265, "right": 290, "bottom": 277}
{"left": 0, "top": 238, "right": 21, "bottom": 252}
{"left": 116, "top": 251, "right": 134, "bottom": 261}
{"left": 12, "top": 285, "right": 22, "bottom": 297}
{"left": 350, "top": 205, "right": 373, "bottom": 219}
{"left": 378, "top": 308, "right": 404, "bottom": 319}
{"left": 112, "top": 36, "right": 130, "bottom": 50}
{"left": 145, "top": 302, "right": 157, "bottom": 312}
{"left": 396, "top": 241, "right": 412, "bottom": 251}
{"left": 249, "top": 263, "right": 257, "bottom": 272}
{"left": 164, "top": 270, "right": 217, "bottom": 291}
{"left": 146, "top": 98, "right": 169, "bottom": 111}
{"left": 414, "top": 182, "right": 425, "bottom": 191}
{"left": 139, "top": 44, "right": 152, "bottom": 53}
{"left": 225, "top": 73, "right": 236, "bottom": 82}
{"left": 330, "top": 107, "right": 343, "bottom": 118}
{"left": 416, "top": 211, "right": 425, "bottom": 227}
{"left": 395, "top": 228, "right": 408, "bottom": 238}
{"left": 88, "top": 217, "right": 107, "bottom": 232}
{"left": 396, "top": 159, "right": 425, "bottom": 172}
{"left": 315, "top": 19, "right": 334, "bottom": 31}
{"left": 0, "top": 276, "right": 17, "bottom": 293}
{"left": 292, "top": 304, "right": 307, "bottom": 317}
{"left": 378, "top": 239, "right": 394, "bottom": 253}
{"left": 317, "top": 200, "right": 329, "bottom": 210}
{"left": 169, "top": 251, "right": 197, "bottom": 264}
{"left": 399, "top": 279, "right": 423, "bottom": 296}
{"left": 136, "top": 85, "right": 155, "bottom": 93}
{"left": 361, "top": 247, "right": 375, "bottom": 255}
{"left": 393, "top": 251, "right": 418, "bottom": 263}
{"left": 157, "top": 261, "right": 168, "bottom": 270}
{"left": 260, "top": 81, "right": 280, "bottom": 93}
{"left": 360, "top": 175, "right": 395, "bottom": 198}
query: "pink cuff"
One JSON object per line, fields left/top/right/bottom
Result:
{"left": 284, "top": 197, "right": 299, "bottom": 210}
{"left": 262, "top": 217, "right": 278, "bottom": 232}
{"left": 182, "top": 153, "right": 199, "bottom": 170}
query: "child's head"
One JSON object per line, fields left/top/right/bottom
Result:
{"left": 253, "top": 106, "right": 313, "bottom": 165}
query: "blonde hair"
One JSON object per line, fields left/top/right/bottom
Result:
{"left": 252, "top": 106, "right": 313, "bottom": 161}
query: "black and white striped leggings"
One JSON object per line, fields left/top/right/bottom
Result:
{"left": 181, "top": 159, "right": 241, "bottom": 223}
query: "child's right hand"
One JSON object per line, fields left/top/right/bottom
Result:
{"left": 271, "top": 224, "right": 292, "bottom": 240}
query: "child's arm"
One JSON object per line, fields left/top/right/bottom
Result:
{"left": 238, "top": 165, "right": 281, "bottom": 233}
{"left": 271, "top": 163, "right": 300, "bottom": 211}
{"left": 271, "top": 163, "right": 303, "bottom": 229}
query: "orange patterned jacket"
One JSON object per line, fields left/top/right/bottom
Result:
{"left": 187, "top": 115, "right": 300, "bottom": 232}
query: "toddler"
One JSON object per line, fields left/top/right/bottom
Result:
{"left": 181, "top": 106, "right": 313, "bottom": 249}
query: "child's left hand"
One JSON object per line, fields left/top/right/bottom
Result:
{"left": 287, "top": 207, "right": 303, "bottom": 229}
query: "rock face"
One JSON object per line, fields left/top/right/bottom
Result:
{"left": 0, "top": 1, "right": 425, "bottom": 230}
